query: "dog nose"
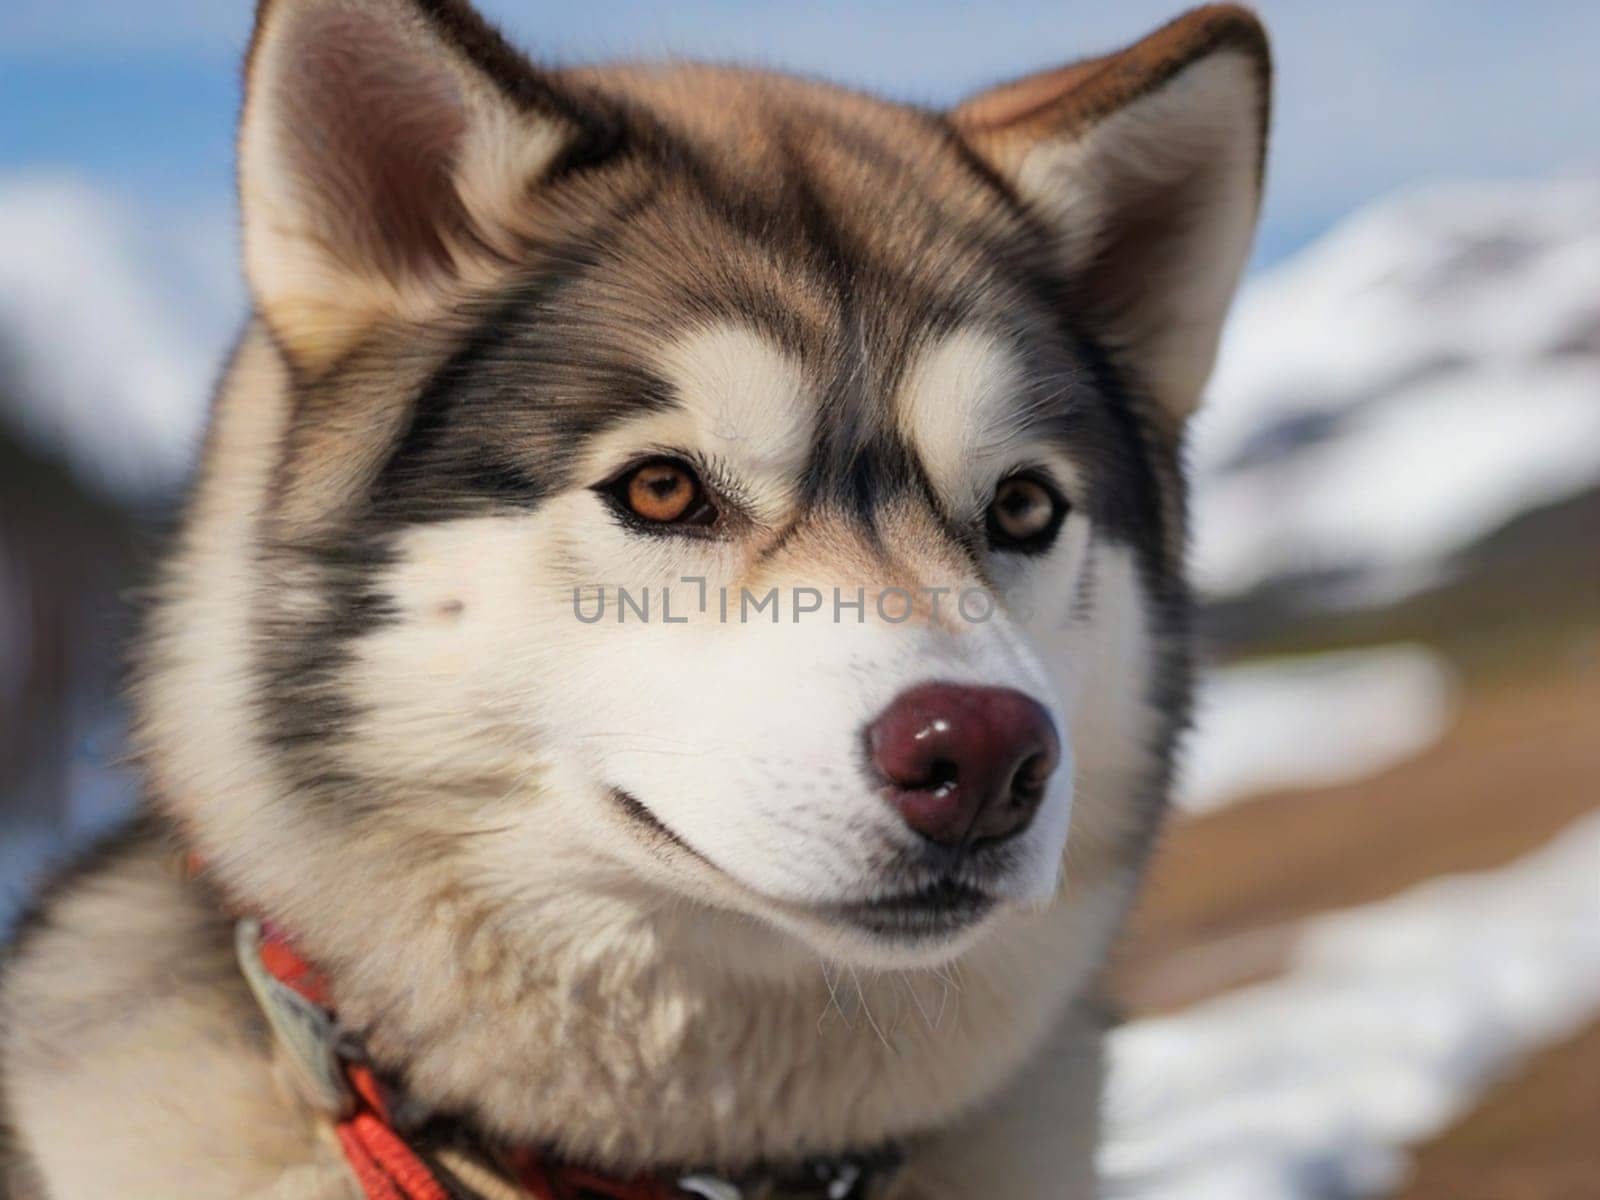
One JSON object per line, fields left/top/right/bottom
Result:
{"left": 866, "top": 683, "right": 1060, "bottom": 847}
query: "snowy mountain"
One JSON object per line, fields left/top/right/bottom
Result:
{"left": 0, "top": 175, "right": 237, "bottom": 502}
{"left": 1192, "top": 178, "right": 1600, "bottom": 607}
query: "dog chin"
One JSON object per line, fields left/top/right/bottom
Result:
{"left": 785, "top": 846, "right": 1066, "bottom": 968}
{"left": 776, "top": 891, "right": 1004, "bottom": 969}
{"left": 740, "top": 876, "right": 1018, "bottom": 969}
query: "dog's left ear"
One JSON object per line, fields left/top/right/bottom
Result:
{"left": 240, "top": 0, "right": 614, "bottom": 375}
{"left": 954, "top": 5, "right": 1270, "bottom": 426}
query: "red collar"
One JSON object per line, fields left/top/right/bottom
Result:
{"left": 232, "top": 916, "right": 901, "bottom": 1200}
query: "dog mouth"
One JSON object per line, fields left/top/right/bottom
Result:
{"left": 610, "top": 786, "right": 688, "bottom": 846}
{"left": 826, "top": 879, "right": 997, "bottom": 940}
{"left": 610, "top": 785, "right": 1000, "bottom": 942}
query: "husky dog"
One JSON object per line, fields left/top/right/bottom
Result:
{"left": 0, "top": 2, "right": 1268, "bottom": 1196}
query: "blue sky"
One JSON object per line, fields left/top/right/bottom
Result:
{"left": 3, "top": 1, "right": 1597, "bottom": 280}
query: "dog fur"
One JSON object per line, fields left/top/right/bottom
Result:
{"left": 0, "top": 2, "right": 1269, "bottom": 1196}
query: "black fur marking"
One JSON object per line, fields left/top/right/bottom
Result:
{"left": 1070, "top": 541, "right": 1099, "bottom": 623}
{"left": 368, "top": 253, "right": 681, "bottom": 530}
{"left": 252, "top": 539, "right": 402, "bottom": 796}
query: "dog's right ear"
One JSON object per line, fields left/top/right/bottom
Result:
{"left": 240, "top": 0, "right": 606, "bottom": 375}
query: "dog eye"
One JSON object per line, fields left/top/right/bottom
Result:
{"left": 605, "top": 458, "right": 719, "bottom": 529}
{"left": 987, "top": 475, "right": 1067, "bottom": 552}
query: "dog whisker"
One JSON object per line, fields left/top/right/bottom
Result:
{"left": 848, "top": 965, "right": 893, "bottom": 1053}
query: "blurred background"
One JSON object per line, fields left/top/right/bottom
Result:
{"left": 2, "top": 2, "right": 1596, "bottom": 1196}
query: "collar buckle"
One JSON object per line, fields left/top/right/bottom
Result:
{"left": 234, "top": 916, "right": 355, "bottom": 1117}
{"left": 678, "top": 1177, "right": 744, "bottom": 1200}
{"left": 679, "top": 1150, "right": 892, "bottom": 1199}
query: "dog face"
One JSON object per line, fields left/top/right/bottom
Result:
{"left": 147, "top": 0, "right": 1267, "bottom": 973}
{"left": 342, "top": 312, "right": 1096, "bottom": 969}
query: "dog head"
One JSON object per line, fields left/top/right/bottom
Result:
{"left": 142, "top": 0, "right": 1268, "bottom": 974}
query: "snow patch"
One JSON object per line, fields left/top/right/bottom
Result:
{"left": 1181, "top": 645, "right": 1457, "bottom": 814}
{"left": 1104, "top": 808, "right": 1600, "bottom": 1198}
